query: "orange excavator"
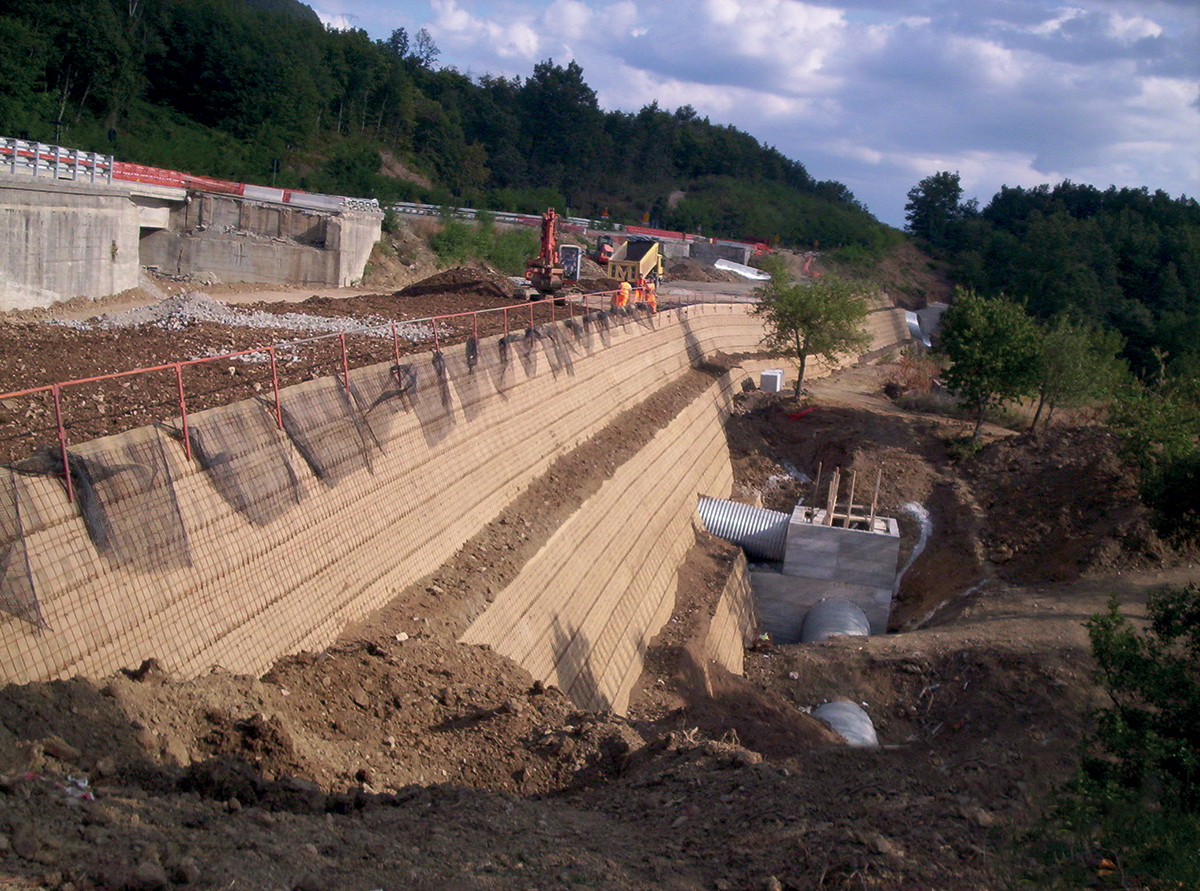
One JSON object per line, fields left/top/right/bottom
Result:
{"left": 526, "top": 208, "right": 565, "bottom": 296}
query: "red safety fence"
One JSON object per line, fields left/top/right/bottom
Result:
{"left": 0, "top": 289, "right": 640, "bottom": 502}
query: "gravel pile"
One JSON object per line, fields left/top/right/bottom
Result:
{"left": 50, "top": 292, "right": 433, "bottom": 343}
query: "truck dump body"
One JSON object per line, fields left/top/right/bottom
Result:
{"left": 608, "top": 238, "right": 664, "bottom": 282}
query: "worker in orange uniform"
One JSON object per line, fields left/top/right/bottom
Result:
{"left": 635, "top": 273, "right": 646, "bottom": 305}
{"left": 613, "top": 280, "right": 631, "bottom": 310}
{"left": 644, "top": 274, "right": 657, "bottom": 312}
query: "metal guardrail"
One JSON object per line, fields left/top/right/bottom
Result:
{"left": 0, "top": 287, "right": 650, "bottom": 503}
{"left": 1, "top": 138, "right": 113, "bottom": 184}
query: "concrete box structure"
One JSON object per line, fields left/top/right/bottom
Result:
{"left": 752, "top": 507, "right": 900, "bottom": 641}
{"left": 760, "top": 369, "right": 784, "bottom": 393}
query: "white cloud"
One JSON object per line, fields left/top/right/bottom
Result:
{"left": 331, "top": 0, "right": 1197, "bottom": 226}
{"left": 314, "top": 10, "right": 356, "bottom": 31}
{"left": 431, "top": 0, "right": 541, "bottom": 61}
{"left": 1105, "top": 12, "right": 1163, "bottom": 42}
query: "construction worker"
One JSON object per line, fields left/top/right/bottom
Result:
{"left": 635, "top": 273, "right": 646, "bottom": 305}
{"left": 613, "top": 280, "right": 631, "bottom": 310}
{"left": 645, "top": 274, "right": 657, "bottom": 312}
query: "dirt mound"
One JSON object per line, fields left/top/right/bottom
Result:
{"left": 570, "top": 276, "right": 619, "bottom": 293}
{"left": 668, "top": 258, "right": 741, "bottom": 283}
{"left": 397, "top": 265, "right": 521, "bottom": 301}
{"left": 967, "top": 425, "right": 1171, "bottom": 582}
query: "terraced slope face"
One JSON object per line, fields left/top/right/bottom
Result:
{"left": 1, "top": 302, "right": 912, "bottom": 692}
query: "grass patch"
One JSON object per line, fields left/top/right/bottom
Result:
{"left": 428, "top": 214, "right": 538, "bottom": 276}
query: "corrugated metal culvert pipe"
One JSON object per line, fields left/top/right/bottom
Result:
{"left": 800, "top": 599, "right": 871, "bottom": 644}
{"left": 696, "top": 496, "right": 790, "bottom": 562}
{"left": 812, "top": 701, "right": 878, "bottom": 747}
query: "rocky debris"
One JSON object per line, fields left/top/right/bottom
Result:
{"left": 48, "top": 291, "right": 433, "bottom": 342}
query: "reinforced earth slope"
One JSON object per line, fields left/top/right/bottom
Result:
{"left": 1, "top": 302, "right": 910, "bottom": 693}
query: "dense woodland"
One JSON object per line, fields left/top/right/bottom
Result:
{"left": 0, "top": 0, "right": 889, "bottom": 252}
{"left": 906, "top": 173, "right": 1200, "bottom": 375}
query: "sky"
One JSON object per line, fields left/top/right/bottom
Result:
{"left": 313, "top": 0, "right": 1199, "bottom": 228}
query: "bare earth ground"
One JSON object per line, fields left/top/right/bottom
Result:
{"left": 0, "top": 280, "right": 1197, "bottom": 890}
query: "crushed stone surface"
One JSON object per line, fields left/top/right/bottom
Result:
{"left": 49, "top": 291, "right": 434, "bottom": 342}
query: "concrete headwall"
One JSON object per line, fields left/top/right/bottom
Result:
{"left": 0, "top": 175, "right": 140, "bottom": 310}
{"left": 0, "top": 302, "right": 911, "bottom": 697}
{"left": 141, "top": 194, "right": 382, "bottom": 287}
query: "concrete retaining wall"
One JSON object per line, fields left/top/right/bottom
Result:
{"left": 0, "top": 302, "right": 910, "bottom": 695}
{"left": 0, "top": 176, "right": 140, "bottom": 310}
{"left": 461, "top": 370, "right": 742, "bottom": 713}
{"left": 141, "top": 194, "right": 382, "bottom": 287}
{"left": 694, "top": 551, "right": 756, "bottom": 679}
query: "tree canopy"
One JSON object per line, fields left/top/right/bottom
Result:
{"left": 752, "top": 258, "right": 871, "bottom": 395}
{"left": 937, "top": 288, "right": 1042, "bottom": 441}
{"left": 908, "top": 174, "right": 1200, "bottom": 379}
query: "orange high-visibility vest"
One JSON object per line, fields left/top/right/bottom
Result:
{"left": 614, "top": 281, "right": 631, "bottom": 308}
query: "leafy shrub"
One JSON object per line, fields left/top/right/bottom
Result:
{"left": 945, "top": 435, "right": 985, "bottom": 461}
{"left": 427, "top": 217, "right": 538, "bottom": 275}
{"left": 1141, "top": 450, "right": 1200, "bottom": 544}
{"left": 1050, "top": 586, "right": 1200, "bottom": 887}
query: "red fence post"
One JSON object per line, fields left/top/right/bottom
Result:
{"left": 52, "top": 385, "right": 73, "bottom": 504}
{"left": 175, "top": 363, "right": 191, "bottom": 461}
{"left": 340, "top": 333, "right": 350, "bottom": 397}
{"left": 391, "top": 322, "right": 400, "bottom": 367}
{"left": 268, "top": 346, "right": 283, "bottom": 429}
{"left": 433, "top": 318, "right": 440, "bottom": 353}
{"left": 503, "top": 306, "right": 508, "bottom": 339}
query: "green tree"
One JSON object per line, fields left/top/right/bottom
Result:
{"left": 1055, "top": 586, "right": 1200, "bottom": 885}
{"left": 904, "top": 170, "right": 968, "bottom": 247}
{"left": 937, "top": 288, "right": 1041, "bottom": 441}
{"left": 1029, "top": 316, "right": 1126, "bottom": 431}
{"left": 752, "top": 258, "right": 871, "bottom": 395}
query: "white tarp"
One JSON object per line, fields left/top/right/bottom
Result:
{"left": 714, "top": 258, "right": 770, "bottom": 281}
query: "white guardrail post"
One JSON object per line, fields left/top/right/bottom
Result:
{"left": 2, "top": 136, "right": 113, "bottom": 184}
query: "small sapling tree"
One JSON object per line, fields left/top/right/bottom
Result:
{"left": 753, "top": 258, "right": 871, "bottom": 396}
{"left": 937, "top": 288, "right": 1041, "bottom": 442}
{"left": 1030, "top": 315, "right": 1126, "bottom": 432}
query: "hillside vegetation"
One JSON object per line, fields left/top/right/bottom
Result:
{"left": 0, "top": 0, "right": 892, "bottom": 253}
{"left": 905, "top": 174, "right": 1200, "bottom": 376}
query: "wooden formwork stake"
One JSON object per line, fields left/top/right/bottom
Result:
{"left": 811, "top": 461, "right": 823, "bottom": 521}
{"left": 825, "top": 467, "right": 840, "bottom": 525}
{"left": 869, "top": 467, "right": 882, "bottom": 528}
{"left": 843, "top": 470, "right": 857, "bottom": 528}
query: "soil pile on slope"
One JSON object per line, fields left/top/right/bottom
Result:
{"left": 966, "top": 425, "right": 1172, "bottom": 582}
{"left": 668, "top": 258, "right": 741, "bottom": 283}
{"left": 397, "top": 265, "right": 521, "bottom": 301}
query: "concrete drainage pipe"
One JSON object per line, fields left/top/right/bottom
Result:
{"left": 812, "top": 700, "right": 878, "bottom": 747}
{"left": 696, "top": 496, "right": 790, "bottom": 562}
{"left": 800, "top": 599, "right": 871, "bottom": 644}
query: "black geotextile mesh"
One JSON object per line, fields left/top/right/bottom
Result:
{"left": 349, "top": 363, "right": 417, "bottom": 449}
{"left": 68, "top": 428, "right": 191, "bottom": 570}
{"left": 431, "top": 352, "right": 452, "bottom": 408}
{"left": 187, "top": 401, "right": 304, "bottom": 527}
{"left": 278, "top": 377, "right": 375, "bottom": 485}
{"left": 0, "top": 469, "right": 42, "bottom": 629}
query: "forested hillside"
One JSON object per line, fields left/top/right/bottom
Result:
{"left": 0, "top": 0, "right": 892, "bottom": 251}
{"left": 906, "top": 174, "right": 1200, "bottom": 374}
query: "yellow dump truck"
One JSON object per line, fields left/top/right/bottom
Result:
{"left": 606, "top": 237, "right": 665, "bottom": 283}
